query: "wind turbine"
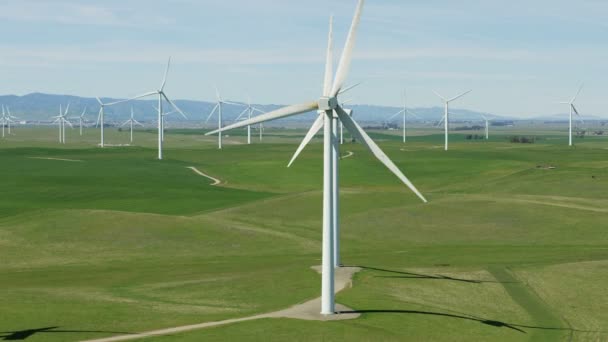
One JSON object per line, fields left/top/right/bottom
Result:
{"left": 0, "top": 106, "right": 7, "bottom": 138}
{"left": 234, "top": 96, "right": 265, "bottom": 144}
{"left": 387, "top": 90, "right": 423, "bottom": 143}
{"left": 560, "top": 84, "right": 584, "bottom": 146}
{"left": 433, "top": 89, "right": 472, "bottom": 151}
{"left": 481, "top": 114, "right": 491, "bottom": 140}
{"left": 206, "top": 0, "right": 427, "bottom": 315}
{"left": 123, "top": 58, "right": 188, "bottom": 159}
{"left": 77, "top": 107, "right": 87, "bottom": 136}
{"left": 153, "top": 105, "right": 183, "bottom": 142}
{"left": 121, "top": 107, "right": 144, "bottom": 143}
{"left": 1, "top": 105, "right": 18, "bottom": 136}
{"left": 205, "top": 87, "right": 243, "bottom": 149}
{"left": 95, "top": 97, "right": 132, "bottom": 148}
{"left": 52, "top": 104, "right": 73, "bottom": 144}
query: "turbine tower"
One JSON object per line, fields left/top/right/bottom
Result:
{"left": 206, "top": 87, "right": 243, "bottom": 149}
{"left": 433, "top": 89, "right": 472, "bottom": 151}
{"left": 52, "top": 104, "right": 73, "bottom": 144}
{"left": 206, "top": 0, "right": 427, "bottom": 315}
{"left": 121, "top": 107, "right": 144, "bottom": 143}
{"left": 234, "top": 96, "right": 265, "bottom": 144}
{"left": 1, "top": 106, "right": 7, "bottom": 138}
{"left": 387, "top": 90, "right": 422, "bottom": 143}
{"left": 5, "top": 106, "right": 18, "bottom": 135}
{"left": 77, "top": 107, "right": 87, "bottom": 136}
{"left": 560, "top": 84, "right": 584, "bottom": 146}
{"left": 124, "top": 58, "right": 188, "bottom": 159}
{"left": 481, "top": 114, "right": 491, "bottom": 140}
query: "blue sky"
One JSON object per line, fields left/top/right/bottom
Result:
{"left": 1, "top": 0, "right": 607, "bottom": 117}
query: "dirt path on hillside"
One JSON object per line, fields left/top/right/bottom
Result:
{"left": 341, "top": 151, "right": 354, "bottom": 159}
{"left": 81, "top": 267, "right": 361, "bottom": 342}
{"left": 186, "top": 166, "right": 221, "bottom": 185}
{"left": 28, "top": 157, "right": 84, "bottom": 162}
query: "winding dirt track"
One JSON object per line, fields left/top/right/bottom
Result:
{"left": 186, "top": 166, "right": 221, "bottom": 185}
{"left": 341, "top": 151, "right": 354, "bottom": 159}
{"left": 81, "top": 267, "right": 361, "bottom": 342}
{"left": 28, "top": 157, "right": 83, "bottom": 162}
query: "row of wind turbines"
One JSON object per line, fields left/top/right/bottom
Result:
{"left": 386, "top": 84, "right": 585, "bottom": 150}
{"left": 0, "top": 0, "right": 590, "bottom": 317}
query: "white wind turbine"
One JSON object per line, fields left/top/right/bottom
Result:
{"left": 123, "top": 58, "right": 188, "bottom": 159}
{"left": 560, "top": 84, "right": 584, "bottom": 146}
{"left": 234, "top": 96, "right": 265, "bottom": 144}
{"left": 121, "top": 107, "right": 144, "bottom": 143}
{"left": 52, "top": 104, "right": 73, "bottom": 144}
{"left": 481, "top": 114, "right": 491, "bottom": 140}
{"left": 153, "top": 105, "right": 182, "bottom": 142}
{"left": 2, "top": 105, "right": 18, "bottom": 136}
{"left": 76, "top": 107, "right": 87, "bottom": 136}
{"left": 206, "top": 87, "right": 243, "bottom": 149}
{"left": 0, "top": 106, "right": 7, "bottom": 138}
{"left": 433, "top": 89, "right": 472, "bottom": 151}
{"left": 387, "top": 90, "right": 423, "bottom": 143}
{"left": 95, "top": 97, "right": 133, "bottom": 148}
{"left": 206, "top": 0, "right": 427, "bottom": 315}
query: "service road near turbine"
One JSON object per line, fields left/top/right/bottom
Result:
{"left": 80, "top": 267, "right": 361, "bottom": 342}
{"left": 27, "top": 157, "right": 84, "bottom": 162}
{"left": 341, "top": 151, "right": 354, "bottom": 159}
{"left": 186, "top": 166, "right": 221, "bottom": 186}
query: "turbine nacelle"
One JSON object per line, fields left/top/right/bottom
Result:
{"left": 318, "top": 97, "right": 338, "bottom": 111}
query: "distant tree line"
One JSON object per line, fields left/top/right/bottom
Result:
{"left": 507, "top": 136, "right": 537, "bottom": 144}
{"left": 465, "top": 134, "right": 485, "bottom": 140}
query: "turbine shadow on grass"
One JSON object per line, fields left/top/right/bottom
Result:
{"left": 0, "top": 327, "right": 132, "bottom": 340}
{"left": 341, "top": 310, "right": 606, "bottom": 335}
{"left": 348, "top": 265, "right": 515, "bottom": 284}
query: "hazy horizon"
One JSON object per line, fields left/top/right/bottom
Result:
{"left": 1, "top": 0, "right": 606, "bottom": 117}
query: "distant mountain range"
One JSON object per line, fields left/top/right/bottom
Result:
{"left": 0, "top": 93, "right": 604, "bottom": 125}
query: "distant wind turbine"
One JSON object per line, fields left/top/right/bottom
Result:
{"left": 77, "top": 107, "right": 87, "bottom": 136}
{"left": 206, "top": 0, "right": 427, "bottom": 315}
{"left": 122, "top": 58, "right": 188, "bottom": 159}
{"left": 234, "top": 96, "right": 265, "bottom": 144}
{"left": 433, "top": 89, "right": 472, "bottom": 151}
{"left": 121, "top": 107, "right": 144, "bottom": 143}
{"left": 387, "top": 90, "right": 422, "bottom": 143}
{"left": 206, "top": 87, "right": 243, "bottom": 149}
{"left": 481, "top": 114, "right": 491, "bottom": 140}
{"left": 52, "top": 104, "right": 73, "bottom": 144}
{"left": 560, "top": 84, "right": 584, "bottom": 146}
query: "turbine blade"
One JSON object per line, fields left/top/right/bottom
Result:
{"left": 323, "top": 15, "right": 334, "bottom": 97}
{"left": 338, "top": 82, "right": 362, "bottom": 96}
{"left": 432, "top": 90, "right": 446, "bottom": 101}
{"left": 222, "top": 100, "right": 244, "bottom": 107}
{"left": 64, "top": 119, "right": 74, "bottom": 128}
{"left": 330, "top": 0, "right": 365, "bottom": 96}
{"left": 133, "top": 119, "right": 145, "bottom": 127}
{"left": 336, "top": 106, "right": 427, "bottom": 203}
{"left": 96, "top": 97, "right": 103, "bottom": 105}
{"left": 235, "top": 107, "right": 249, "bottom": 121}
{"left": 436, "top": 114, "right": 445, "bottom": 128}
{"left": 121, "top": 120, "right": 131, "bottom": 127}
{"left": 81, "top": 106, "right": 87, "bottom": 117}
{"left": 448, "top": 89, "right": 472, "bottom": 102}
{"left": 252, "top": 107, "right": 265, "bottom": 114}
{"left": 388, "top": 109, "right": 405, "bottom": 120}
{"left": 107, "top": 92, "right": 157, "bottom": 106}
{"left": 64, "top": 103, "right": 70, "bottom": 116}
{"left": 206, "top": 101, "right": 319, "bottom": 135}
{"left": 288, "top": 114, "right": 324, "bottom": 167}
{"left": 162, "top": 93, "right": 188, "bottom": 119}
{"left": 96, "top": 109, "right": 102, "bottom": 127}
{"left": 406, "top": 109, "right": 422, "bottom": 119}
{"left": 160, "top": 57, "right": 171, "bottom": 91}
{"left": 571, "top": 83, "right": 584, "bottom": 103}
{"left": 572, "top": 104, "right": 581, "bottom": 117}
{"left": 206, "top": 103, "right": 219, "bottom": 123}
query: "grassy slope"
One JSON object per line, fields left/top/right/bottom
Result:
{"left": 0, "top": 127, "right": 607, "bottom": 341}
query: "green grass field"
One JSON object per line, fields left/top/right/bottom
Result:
{"left": 1, "top": 125, "right": 607, "bottom": 341}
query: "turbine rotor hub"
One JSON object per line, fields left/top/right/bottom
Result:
{"left": 318, "top": 96, "right": 338, "bottom": 111}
